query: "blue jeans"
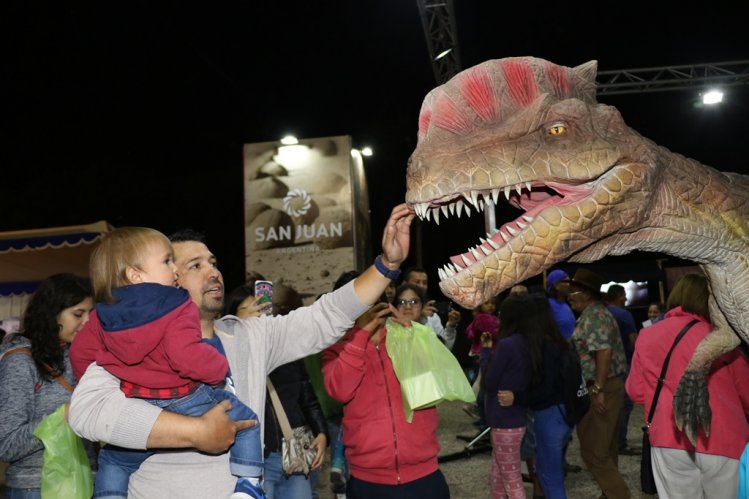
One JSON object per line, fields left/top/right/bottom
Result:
{"left": 347, "top": 469, "right": 449, "bottom": 499}
{"left": 264, "top": 451, "right": 313, "bottom": 499}
{"left": 534, "top": 404, "right": 573, "bottom": 499}
{"left": 95, "top": 384, "right": 262, "bottom": 499}
{"left": 5, "top": 487, "right": 41, "bottom": 499}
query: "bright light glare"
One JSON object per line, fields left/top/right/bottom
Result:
{"left": 435, "top": 48, "right": 452, "bottom": 61}
{"left": 702, "top": 90, "right": 723, "bottom": 105}
{"left": 280, "top": 135, "right": 298, "bottom": 145}
{"left": 274, "top": 144, "right": 310, "bottom": 170}
{"left": 361, "top": 146, "right": 373, "bottom": 157}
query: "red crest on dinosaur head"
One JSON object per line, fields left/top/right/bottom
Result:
{"left": 416, "top": 57, "right": 598, "bottom": 141}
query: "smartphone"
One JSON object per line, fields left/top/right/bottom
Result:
{"left": 254, "top": 280, "right": 273, "bottom": 316}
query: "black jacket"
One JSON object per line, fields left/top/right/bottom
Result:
{"left": 264, "top": 359, "right": 328, "bottom": 456}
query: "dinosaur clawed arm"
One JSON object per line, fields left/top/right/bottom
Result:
{"left": 673, "top": 369, "right": 711, "bottom": 445}
{"left": 673, "top": 296, "right": 740, "bottom": 445}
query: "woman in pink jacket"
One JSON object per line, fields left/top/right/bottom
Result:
{"left": 322, "top": 283, "right": 449, "bottom": 499}
{"left": 626, "top": 274, "right": 749, "bottom": 499}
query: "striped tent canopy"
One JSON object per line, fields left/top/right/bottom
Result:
{"left": 0, "top": 221, "right": 110, "bottom": 322}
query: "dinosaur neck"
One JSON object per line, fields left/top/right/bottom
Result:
{"left": 641, "top": 146, "right": 749, "bottom": 264}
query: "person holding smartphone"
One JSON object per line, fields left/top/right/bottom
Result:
{"left": 68, "top": 204, "right": 414, "bottom": 499}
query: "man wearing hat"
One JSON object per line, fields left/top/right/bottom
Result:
{"left": 546, "top": 269, "right": 576, "bottom": 340}
{"left": 567, "top": 268, "right": 630, "bottom": 499}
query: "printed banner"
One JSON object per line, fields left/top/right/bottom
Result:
{"left": 243, "top": 136, "right": 370, "bottom": 305}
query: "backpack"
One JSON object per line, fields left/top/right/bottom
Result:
{"left": 559, "top": 348, "right": 590, "bottom": 427}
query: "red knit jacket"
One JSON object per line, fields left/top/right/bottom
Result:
{"left": 626, "top": 307, "right": 749, "bottom": 459}
{"left": 71, "top": 287, "right": 227, "bottom": 396}
{"left": 322, "top": 326, "right": 440, "bottom": 485}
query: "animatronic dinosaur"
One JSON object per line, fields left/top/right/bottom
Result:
{"left": 405, "top": 56, "right": 749, "bottom": 444}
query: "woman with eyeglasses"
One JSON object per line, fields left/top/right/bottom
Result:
{"left": 322, "top": 283, "right": 450, "bottom": 499}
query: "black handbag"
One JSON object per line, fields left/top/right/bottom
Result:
{"left": 640, "top": 319, "right": 698, "bottom": 494}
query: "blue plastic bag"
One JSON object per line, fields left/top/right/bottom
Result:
{"left": 33, "top": 405, "right": 93, "bottom": 499}
{"left": 386, "top": 319, "right": 475, "bottom": 422}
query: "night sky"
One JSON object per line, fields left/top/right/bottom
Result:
{"left": 6, "top": 1, "right": 749, "bottom": 296}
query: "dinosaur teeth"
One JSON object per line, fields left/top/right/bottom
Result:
{"left": 486, "top": 237, "right": 500, "bottom": 249}
{"left": 470, "top": 247, "right": 481, "bottom": 260}
{"left": 432, "top": 207, "right": 440, "bottom": 225}
{"left": 515, "top": 184, "right": 522, "bottom": 196}
{"left": 480, "top": 245, "right": 492, "bottom": 256}
{"left": 441, "top": 205, "right": 449, "bottom": 218}
{"left": 504, "top": 186, "right": 511, "bottom": 200}
{"left": 469, "top": 190, "right": 480, "bottom": 208}
{"left": 517, "top": 221, "right": 527, "bottom": 229}
{"left": 438, "top": 268, "right": 446, "bottom": 281}
{"left": 506, "top": 225, "right": 518, "bottom": 236}
{"left": 424, "top": 207, "right": 431, "bottom": 221}
{"left": 478, "top": 199, "right": 484, "bottom": 212}
{"left": 499, "top": 231, "right": 509, "bottom": 242}
{"left": 456, "top": 200, "right": 464, "bottom": 218}
{"left": 452, "top": 260, "right": 463, "bottom": 270}
{"left": 449, "top": 202, "right": 456, "bottom": 215}
{"left": 526, "top": 182, "right": 532, "bottom": 192}
{"left": 522, "top": 215, "right": 534, "bottom": 223}
{"left": 460, "top": 254, "right": 472, "bottom": 266}
{"left": 491, "top": 189, "right": 500, "bottom": 204}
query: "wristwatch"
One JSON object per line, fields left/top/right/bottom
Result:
{"left": 590, "top": 383, "right": 603, "bottom": 395}
{"left": 374, "top": 254, "right": 401, "bottom": 280}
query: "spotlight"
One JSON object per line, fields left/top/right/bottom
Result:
{"left": 361, "top": 147, "right": 373, "bottom": 157}
{"left": 702, "top": 90, "right": 723, "bottom": 105}
{"left": 280, "top": 135, "right": 298, "bottom": 145}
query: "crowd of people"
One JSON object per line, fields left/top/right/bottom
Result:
{"left": 1, "top": 202, "right": 749, "bottom": 499}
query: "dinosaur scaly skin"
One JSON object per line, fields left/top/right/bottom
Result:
{"left": 405, "top": 56, "right": 749, "bottom": 444}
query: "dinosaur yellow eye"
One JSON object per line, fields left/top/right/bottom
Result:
{"left": 548, "top": 123, "right": 566, "bottom": 136}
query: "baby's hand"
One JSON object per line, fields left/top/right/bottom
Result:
{"left": 480, "top": 331, "right": 493, "bottom": 348}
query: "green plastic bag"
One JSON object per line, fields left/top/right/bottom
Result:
{"left": 33, "top": 405, "right": 93, "bottom": 499}
{"left": 386, "top": 319, "right": 475, "bottom": 422}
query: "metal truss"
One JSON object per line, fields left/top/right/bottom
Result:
{"left": 416, "top": 0, "right": 462, "bottom": 84}
{"left": 597, "top": 60, "right": 749, "bottom": 95}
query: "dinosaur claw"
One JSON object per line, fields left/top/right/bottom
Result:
{"left": 672, "top": 370, "right": 710, "bottom": 447}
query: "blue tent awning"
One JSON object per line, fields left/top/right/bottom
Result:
{"left": 0, "top": 221, "right": 110, "bottom": 296}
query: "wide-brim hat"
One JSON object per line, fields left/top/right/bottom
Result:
{"left": 570, "top": 268, "right": 604, "bottom": 296}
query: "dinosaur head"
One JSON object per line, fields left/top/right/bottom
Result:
{"left": 406, "top": 56, "right": 657, "bottom": 308}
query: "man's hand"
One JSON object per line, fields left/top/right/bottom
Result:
{"left": 422, "top": 299, "right": 438, "bottom": 317}
{"left": 446, "top": 308, "right": 461, "bottom": 328}
{"left": 310, "top": 432, "right": 328, "bottom": 471}
{"left": 380, "top": 204, "right": 414, "bottom": 269}
{"left": 592, "top": 392, "right": 607, "bottom": 414}
{"left": 355, "top": 303, "right": 390, "bottom": 336}
{"left": 191, "top": 400, "right": 256, "bottom": 454}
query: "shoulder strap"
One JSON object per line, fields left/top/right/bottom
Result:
{"left": 0, "top": 347, "right": 73, "bottom": 393}
{"left": 0, "top": 347, "right": 33, "bottom": 361}
{"left": 646, "top": 319, "right": 699, "bottom": 424}
{"left": 267, "top": 377, "right": 293, "bottom": 440}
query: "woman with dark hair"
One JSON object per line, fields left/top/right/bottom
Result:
{"left": 626, "top": 273, "right": 749, "bottom": 498}
{"left": 483, "top": 293, "right": 540, "bottom": 499}
{"left": 0, "top": 273, "right": 93, "bottom": 498}
{"left": 322, "top": 282, "right": 450, "bottom": 499}
{"left": 498, "top": 293, "right": 573, "bottom": 499}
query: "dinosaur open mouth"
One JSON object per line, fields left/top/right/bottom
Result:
{"left": 411, "top": 180, "right": 593, "bottom": 282}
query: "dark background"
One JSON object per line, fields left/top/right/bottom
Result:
{"left": 5, "top": 1, "right": 749, "bottom": 306}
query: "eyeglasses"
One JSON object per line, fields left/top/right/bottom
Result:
{"left": 396, "top": 298, "right": 421, "bottom": 307}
